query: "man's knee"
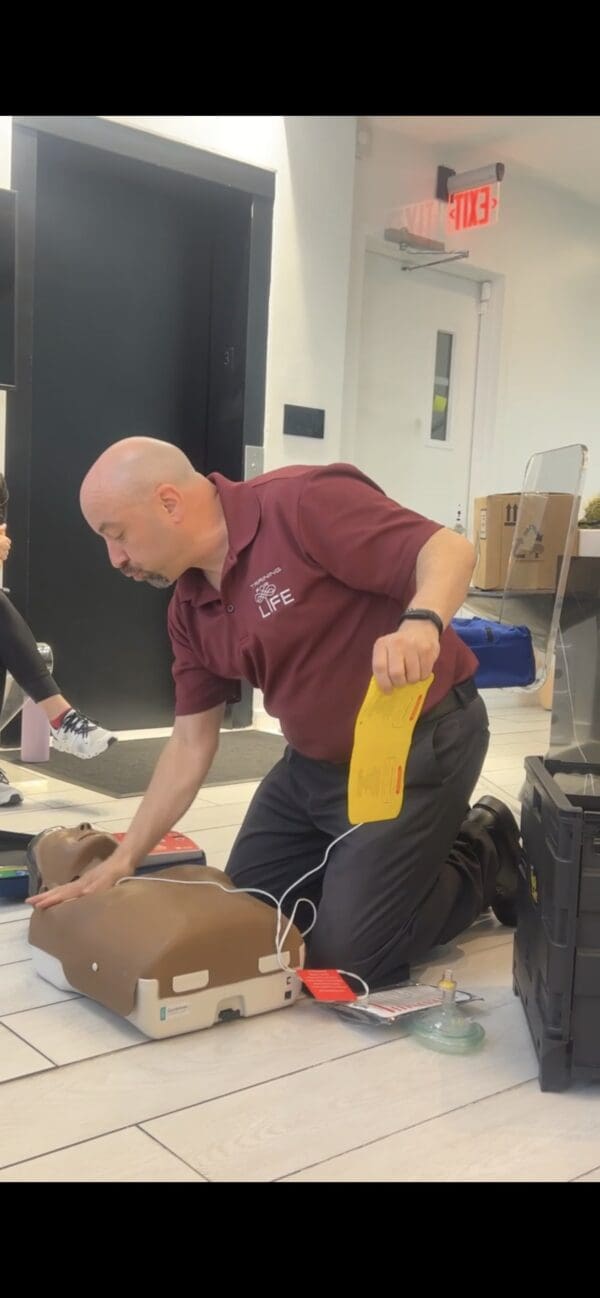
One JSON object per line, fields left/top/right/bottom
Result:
{"left": 307, "top": 910, "right": 416, "bottom": 986}
{"left": 225, "top": 840, "right": 275, "bottom": 895}
{"left": 308, "top": 923, "right": 381, "bottom": 981}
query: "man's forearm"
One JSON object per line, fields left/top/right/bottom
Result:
{"left": 411, "top": 530, "right": 476, "bottom": 628}
{"left": 107, "top": 733, "right": 216, "bottom": 876}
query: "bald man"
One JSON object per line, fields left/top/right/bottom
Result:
{"left": 28, "top": 438, "right": 521, "bottom": 988}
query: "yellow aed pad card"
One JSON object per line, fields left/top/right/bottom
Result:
{"left": 348, "top": 675, "right": 434, "bottom": 824}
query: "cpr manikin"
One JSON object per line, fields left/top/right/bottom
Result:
{"left": 28, "top": 824, "right": 304, "bottom": 1038}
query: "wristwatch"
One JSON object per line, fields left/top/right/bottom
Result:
{"left": 399, "top": 607, "right": 444, "bottom": 639}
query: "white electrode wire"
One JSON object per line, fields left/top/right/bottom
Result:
{"left": 115, "top": 821, "right": 370, "bottom": 999}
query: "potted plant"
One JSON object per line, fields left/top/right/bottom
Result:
{"left": 578, "top": 495, "right": 600, "bottom": 557}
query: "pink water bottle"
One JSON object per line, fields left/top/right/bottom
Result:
{"left": 21, "top": 697, "right": 51, "bottom": 762}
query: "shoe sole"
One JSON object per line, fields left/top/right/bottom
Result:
{"left": 51, "top": 734, "right": 119, "bottom": 761}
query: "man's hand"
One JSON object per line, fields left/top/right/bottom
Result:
{"left": 0, "top": 525, "right": 12, "bottom": 563}
{"left": 373, "top": 620, "right": 441, "bottom": 692}
{"left": 27, "top": 854, "right": 127, "bottom": 910}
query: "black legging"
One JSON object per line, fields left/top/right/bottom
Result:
{"left": 0, "top": 591, "right": 60, "bottom": 704}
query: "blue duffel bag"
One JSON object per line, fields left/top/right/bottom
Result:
{"left": 451, "top": 616, "right": 536, "bottom": 689}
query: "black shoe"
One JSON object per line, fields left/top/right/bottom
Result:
{"left": 467, "top": 795, "right": 522, "bottom": 927}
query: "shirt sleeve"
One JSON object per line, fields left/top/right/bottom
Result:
{"left": 296, "top": 464, "right": 443, "bottom": 606}
{"left": 167, "top": 596, "right": 239, "bottom": 717}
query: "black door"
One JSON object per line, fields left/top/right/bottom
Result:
{"left": 6, "top": 128, "right": 266, "bottom": 730}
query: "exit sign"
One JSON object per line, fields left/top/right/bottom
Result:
{"left": 447, "top": 183, "right": 500, "bottom": 234}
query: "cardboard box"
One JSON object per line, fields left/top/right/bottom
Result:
{"left": 472, "top": 493, "right": 575, "bottom": 591}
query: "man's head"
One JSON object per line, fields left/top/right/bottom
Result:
{"left": 80, "top": 437, "right": 227, "bottom": 587}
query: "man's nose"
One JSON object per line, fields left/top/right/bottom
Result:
{"left": 105, "top": 539, "right": 128, "bottom": 569}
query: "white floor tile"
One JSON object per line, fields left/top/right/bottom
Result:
{"left": 96, "top": 821, "right": 242, "bottom": 855}
{"left": 0, "top": 1023, "right": 53, "bottom": 1082}
{"left": 144, "top": 1000, "right": 536, "bottom": 1182}
{"left": 177, "top": 802, "right": 251, "bottom": 831}
{"left": 479, "top": 690, "right": 536, "bottom": 712}
{"left": 43, "top": 797, "right": 145, "bottom": 822}
{"left": 0, "top": 920, "right": 30, "bottom": 967}
{"left": 5, "top": 997, "right": 147, "bottom": 1064}
{"left": 0, "top": 706, "right": 593, "bottom": 1183}
{"left": 486, "top": 707, "right": 547, "bottom": 724}
{"left": 43, "top": 792, "right": 128, "bottom": 812}
{"left": 483, "top": 762, "right": 527, "bottom": 785}
{"left": 0, "top": 1128, "right": 203, "bottom": 1181}
{"left": 483, "top": 730, "right": 547, "bottom": 751}
{"left": 0, "top": 959, "right": 79, "bottom": 1016}
{"left": 0, "top": 807, "right": 98, "bottom": 833}
{"left": 251, "top": 713, "right": 283, "bottom": 736}
{"left": 483, "top": 771, "right": 527, "bottom": 801}
{"left": 0, "top": 1000, "right": 391, "bottom": 1169}
{"left": 0, "top": 758, "right": 49, "bottom": 785}
{"left": 573, "top": 1164, "right": 600, "bottom": 1182}
{"left": 471, "top": 776, "right": 515, "bottom": 805}
{"left": 489, "top": 718, "right": 550, "bottom": 735}
{"left": 0, "top": 775, "right": 55, "bottom": 799}
{"left": 12, "top": 778, "right": 113, "bottom": 804}
{"left": 183, "top": 823, "right": 243, "bottom": 852}
{"left": 284, "top": 1075, "right": 600, "bottom": 1182}
{"left": 40, "top": 797, "right": 250, "bottom": 835}
{"left": 113, "top": 727, "right": 172, "bottom": 741}
{"left": 0, "top": 901, "right": 30, "bottom": 926}
{"left": 197, "top": 781, "right": 260, "bottom": 806}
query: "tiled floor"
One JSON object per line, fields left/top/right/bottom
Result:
{"left": 0, "top": 692, "right": 594, "bottom": 1183}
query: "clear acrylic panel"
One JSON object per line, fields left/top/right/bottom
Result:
{"left": 547, "top": 550, "right": 600, "bottom": 778}
{"left": 465, "top": 444, "right": 588, "bottom": 692}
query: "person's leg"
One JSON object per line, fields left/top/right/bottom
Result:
{"left": 306, "top": 693, "right": 502, "bottom": 987}
{"left": 0, "top": 591, "right": 62, "bottom": 705}
{"left": 225, "top": 752, "right": 333, "bottom": 934}
{"left": 226, "top": 692, "right": 519, "bottom": 990}
{"left": 0, "top": 591, "right": 116, "bottom": 759}
{"left": 0, "top": 592, "right": 55, "bottom": 803}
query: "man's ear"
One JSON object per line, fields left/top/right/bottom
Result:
{"left": 156, "top": 484, "right": 184, "bottom": 521}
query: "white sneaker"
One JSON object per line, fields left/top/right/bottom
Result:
{"left": 0, "top": 768, "right": 23, "bottom": 806}
{"left": 50, "top": 709, "right": 118, "bottom": 760}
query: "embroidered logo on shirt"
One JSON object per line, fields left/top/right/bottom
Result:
{"left": 251, "top": 572, "right": 295, "bottom": 619}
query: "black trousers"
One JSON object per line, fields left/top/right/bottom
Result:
{"left": 226, "top": 683, "right": 498, "bottom": 989}
{"left": 0, "top": 591, "right": 60, "bottom": 704}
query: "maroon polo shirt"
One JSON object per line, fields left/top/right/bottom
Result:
{"left": 168, "top": 463, "right": 478, "bottom": 762}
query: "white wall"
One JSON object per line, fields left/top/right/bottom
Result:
{"left": 0, "top": 116, "right": 12, "bottom": 471}
{"left": 342, "top": 124, "right": 442, "bottom": 477}
{"left": 343, "top": 121, "right": 600, "bottom": 505}
{"left": 446, "top": 137, "right": 600, "bottom": 498}
{"left": 103, "top": 116, "right": 357, "bottom": 471}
